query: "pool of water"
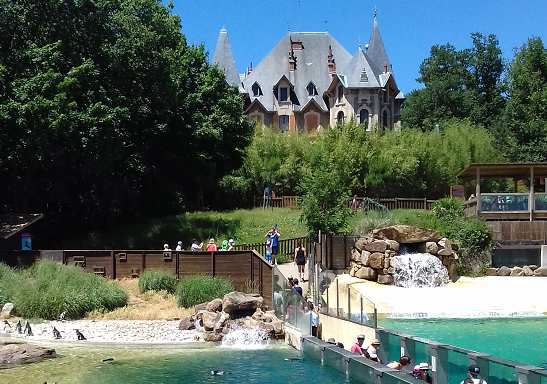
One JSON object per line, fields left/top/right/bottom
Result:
{"left": 380, "top": 317, "right": 547, "bottom": 368}
{"left": 0, "top": 344, "right": 352, "bottom": 384}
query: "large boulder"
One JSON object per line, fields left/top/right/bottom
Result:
{"left": 485, "top": 268, "right": 498, "bottom": 276}
{"left": 213, "top": 311, "right": 230, "bottom": 332}
{"left": 0, "top": 343, "right": 56, "bottom": 368}
{"left": 0, "top": 303, "right": 14, "bottom": 319}
{"left": 178, "top": 315, "right": 195, "bottom": 330}
{"left": 510, "top": 267, "right": 523, "bottom": 277}
{"left": 351, "top": 248, "right": 361, "bottom": 262}
{"left": 372, "top": 225, "right": 441, "bottom": 244}
{"left": 368, "top": 252, "right": 384, "bottom": 269}
{"left": 522, "top": 266, "right": 534, "bottom": 276}
{"left": 360, "top": 251, "right": 371, "bottom": 266}
{"left": 438, "top": 238, "right": 452, "bottom": 250}
{"left": 425, "top": 242, "right": 438, "bottom": 255}
{"left": 437, "top": 248, "right": 454, "bottom": 257}
{"left": 533, "top": 266, "right": 547, "bottom": 277}
{"left": 202, "top": 311, "right": 221, "bottom": 331}
{"left": 497, "top": 266, "right": 511, "bottom": 276}
{"left": 206, "top": 298, "right": 223, "bottom": 313}
{"left": 364, "top": 240, "right": 387, "bottom": 253}
{"left": 354, "top": 267, "right": 378, "bottom": 281}
{"left": 355, "top": 237, "right": 373, "bottom": 251}
{"left": 203, "top": 331, "right": 224, "bottom": 342}
{"left": 222, "top": 292, "right": 264, "bottom": 318}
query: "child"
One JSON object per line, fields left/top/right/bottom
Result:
{"left": 265, "top": 239, "right": 273, "bottom": 263}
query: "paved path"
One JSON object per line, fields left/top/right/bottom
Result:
{"left": 277, "top": 262, "right": 310, "bottom": 294}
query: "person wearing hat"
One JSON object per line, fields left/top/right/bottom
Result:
{"left": 326, "top": 338, "right": 336, "bottom": 345}
{"left": 351, "top": 334, "right": 369, "bottom": 357}
{"left": 461, "top": 365, "right": 487, "bottom": 384}
{"left": 163, "top": 243, "right": 171, "bottom": 251}
{"left": 366, "top": 339, "right": 382, "bottom": 363}
{"left": 411, "top": 363, "right": 432, "bottom": 383}
{"left": 191, "top": 239, "right": 203, "bottom": 252}
{"left": 206, "top": 238, "right": 217, "bottom": 252}
{"left": 227, "top": 239, "right": 235, "bottom": 251}
{"left": 175, "top": 241, "right": 183, "bottom": 251}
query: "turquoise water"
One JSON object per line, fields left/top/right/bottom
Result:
{"left": 381, "top": 317, "right": 547, "bottom": 368}
{"left": 0, "top": 345, "right": 353, "bottom": 384}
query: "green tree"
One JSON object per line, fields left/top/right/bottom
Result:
{"left": 0, "top": 0, "right": 252, "bottom": 227}
{"left": 502, "top": 37, "right": 547, "bottom": 161}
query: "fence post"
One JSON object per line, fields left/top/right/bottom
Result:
{"left": 360, "top": 296, "right": 363, "bottom": 324}
{"left": 429, "top": 343, "right": 449, "bottom": 384}
{"left": 347, "top": 286, "right": 351, "bottom": 320}
{"left": 424, "top": 197, "right": 427, "bottom": 209}
{"left": 326, "top": 281, "right": 329, "bottom": 314}
{"left": 336, "top": 278, "right": 339, "bottom": 317}
{"left": 111, "top": 250, "right": 116, "bottom": 279}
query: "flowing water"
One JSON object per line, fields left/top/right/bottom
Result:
{"left": 0, "top": 344, "right": 351, "bottom": 384}
{"left": 220, "top": 325, "right": 270, "bottom": 349}
{"left": 391, "top": 253, "right": 450, "bottom": 287}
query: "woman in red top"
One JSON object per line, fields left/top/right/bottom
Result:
{"left": 206, "top": 238, "right": 217, "bottom": 252}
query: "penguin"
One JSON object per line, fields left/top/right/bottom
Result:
{"left": 75, "top": 329, "right": 86, "bottom": 340}
{"left": 24, "top": 321, "right": 33, "bottom": 336}
{"left": 58, "top": 311, "right": 66, "bottom": 321}
{"left": 52, "top": 327, "right": 62, "bottom": 339}
{"left": 15, "top": 320, "right": 22, "bottom": 334}
{"left": 102, "top": 358, "right": 114, "bottom": 362}
{"left": 3, "top": 320, "right": 11, "bottom": 331}
{"left": 210, "top": 370, "right": 225, "bottom": 376}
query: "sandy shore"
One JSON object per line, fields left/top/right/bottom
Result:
{"left": 327, "top": 275, "right": 547, "bottom": 318}
{"left": 1, "top": 320, "right": 200, "bottom": 344}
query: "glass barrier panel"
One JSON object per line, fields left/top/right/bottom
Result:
{"left": 348, "top": 358, "right": 376, "bottom": 384}
{"left": 480, "top": 195, "right": 529, "bottom": 212}
{"left": 324, "top": 347, "right": 347, "bottom": 374}
{"left": 384, "top": 333, "right": 403, "bottom": 364}
{"left": 487, "top": 361, "right": 517, "bottom": 384}
{"left": 413, "top": 340, "right": 429, "bottom": 367}
{"left": 302, "top": 339, "right": 322, "bottom": 362}
{"left": 535, "top": 194, "right": 547, "bottom": 210}
{"left": 447, "top": 349, "right": 470, "bottom": 384}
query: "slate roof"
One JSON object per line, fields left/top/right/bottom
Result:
{"left": 340, "top": 47, "right": 382, "bottom": 88}
{"left": 367, "top": 15, "right": 390, "bottom": 72}
{"left": 241, "top": 32, "right": 353, "bottom": 112}
{"left": 212, "top": 28, "right": 241, "bottom": 87}
{"left": 0, "top": 213, "right": 44, "bottom": 239}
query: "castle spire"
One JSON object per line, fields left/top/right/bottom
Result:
{"left": 367, "top": 11, "right": 391, "bottom": 72}
{"left": 212, "top": 27, "right": 240, "bottom": 86}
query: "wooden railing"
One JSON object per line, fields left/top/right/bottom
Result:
{"left": 351, "top": 197, "right": 437, "bottom": 210}
{"left": 257, "top": 195, "right": 300, "bottom": 209}
{"left": 234, "top": 236, "right": 310, "bottom": 258}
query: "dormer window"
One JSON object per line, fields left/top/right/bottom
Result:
{"left": 252, "top": 82, "right": 263, "bottom": 97}
{"left": 360, "top": 68, "right": 368, "bottom": 82}
{"left": 306, "top": 82, "right": 318, "bottom": 96}
{"left": 337, "top": 85, "right": 344, "bottom": 102}
{"left": 279, "top": 87, "right": 289, "bottom": 102}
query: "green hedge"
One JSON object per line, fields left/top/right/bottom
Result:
{"left": 0, "top": 263, "right": 19, "bottom": 306}
{"left": 138, "top": 271, "right": 177, "bottom": 294}
{"left": 0, "top": 261, "right": 127, "bottom": 319}
{"left": 176, "top": 275, "right": 233, "bottom": 308}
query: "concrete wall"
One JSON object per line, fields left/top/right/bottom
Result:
{"left": 319, "top": 313, "right": 376, "bottom": 350}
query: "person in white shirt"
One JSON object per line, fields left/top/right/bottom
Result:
{"left": 461, "top": 365, "right": 487, "bottom": 384}
{"left": 366, "top": 339, "right": 382, "bottom": 363}
{"left": 308, "top": 302, "right": 320, "bottom": 337}
{"left": 191, "top": 239, "right": 203, "bottom": 251}
{"left": 175, "top": 241, "right": 183, "bottom": 251}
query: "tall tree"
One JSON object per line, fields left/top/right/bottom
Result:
{"left": 0, "top": 0, "right": 252, "bottom": 227}
{"left": 502, "top": 37, "right": 547, "bottom": 161}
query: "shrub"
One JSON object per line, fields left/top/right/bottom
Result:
{"left": 0, "top": 263, "right": 19, "bottom": 306}
{"left": 13, "top": 261, "right": 127, "bottom": 320}
{"left": 138, "top": 271, "right": 177, "bottom": 294}
{"left": 176, "top": 275, "right": 233, "bottom": 308}
{"left": 432, "top": 197, "right": 464, "bottom": 221}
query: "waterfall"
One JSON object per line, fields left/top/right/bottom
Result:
{"left": 220, "top": 325, "right": 270, "bottom": 349}
{"left": 392, "top": 253, "right": 450, "bottom": 288}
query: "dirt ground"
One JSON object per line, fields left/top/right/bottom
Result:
{"left": 86, "top": 278, "right": 194, "bottom": 320}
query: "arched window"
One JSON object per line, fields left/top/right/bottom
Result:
{"left": 306, "top": 82, "right": 318, "bottom": 96}
{"left": 252, "top": 82, "right": 263, "bottom": 97}
{"left": 337, "top": 85, "right": 344, "bottom": 102}
{"left": 359, "top": 109, "right": 369, "bottom": 130}
{"left": 382, "top": 110, "right": 389, "bottom": 130}
{"left": 337, "top": 111, "right": 345, "bottom": 125}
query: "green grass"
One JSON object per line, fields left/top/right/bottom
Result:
{"left": 176, "top": 275, "right": 233, "bottom": 308}
{"left": 351, "top": 209, "right": 448, "bottom": 236}
{"left": 0, "top": 261, "right": 127, "bottom": 320}
{"left": 64, "top": 208, "right": 307, "bottom": 249}
{"left": 138, "top": 271, "right": 177, "bottom": 294}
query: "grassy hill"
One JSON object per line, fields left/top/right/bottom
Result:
{"left": 63, "top": 208, "right": 307, "bottom": 249}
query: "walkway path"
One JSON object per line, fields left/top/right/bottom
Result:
{"left": 277, "top": 262, "right": 309, "bottom": 294}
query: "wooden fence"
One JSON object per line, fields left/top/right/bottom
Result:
{"left": 234, "top": 236, "right": 310, "bottom": 259}
{"left": 351, "top": 197, "right": 437, "bottom": 211}
{"left": 1, "top": 249, "right": 273, "bottom": 307}
{"left": 256, "top": 195, "right": 300, "bottom": 209}
{"left": 317, "top": 233, "right": 360, "bottom": 270}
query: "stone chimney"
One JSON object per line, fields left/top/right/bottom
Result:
{"left": 327, "top": 45, "right": 336, "bottom": 75}
{"left": 289, "top": 48, "right": 297, "bottom": 71}
{"left": 383, "top": 64, "right": 388, "bottom": 73}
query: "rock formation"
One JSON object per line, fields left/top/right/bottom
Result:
{"left": 0, "top": 342, "right": 56, "bottom": 368}
{"left": 178, "top": 291, "right": 283, "bottom": 343}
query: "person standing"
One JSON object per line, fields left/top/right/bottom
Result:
{"left": 351, "top": 335, "right": 367, "bottom": 356}
{"left": 308, "top": 302, "right": 320, "bottom": 337}
{"left": 191, "top": 239, "right": 203, "bottom": 251}
{"left": 366, "top": 339, "right": 382, "bottom": 363}
{"left": 351, "top": 195, "right": 359, "bottom": 211}
{"left": 175, "top": 241, "right": 183, "bottom": 251}
{"left": 227, "top": 239, "right": 235, "bottom": 251}
{"left": 291, "top": 278, "right": 303, "bottom": 296}
{"left": 294, "top": 243, "right": 307, "bottom": 281}
{"left": 269, "top": 225, "right": 280, "bottom": 264}
{"left": 265, "top": 239, "right": 273, "bottom": 264}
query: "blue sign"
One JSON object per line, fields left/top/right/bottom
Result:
{"left": 21, "top": 232, "right": 32, "bottom": 250}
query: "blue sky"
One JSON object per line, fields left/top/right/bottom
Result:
{"left": 174, "top": 0, "right": 546, "bottom": 93}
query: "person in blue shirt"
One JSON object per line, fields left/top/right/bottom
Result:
{"left": 265, "top": 225, "right": 280, "bottom": 264}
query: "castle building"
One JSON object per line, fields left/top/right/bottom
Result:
{"left": 212, "top": 15, "right": 404, "bottom": 133}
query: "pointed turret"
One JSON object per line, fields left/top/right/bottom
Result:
{"left": 212, "top": 27, "right": 240, "bottom": 87}
{"left": 367, "top": 13, "right": 390, "bottom": 73}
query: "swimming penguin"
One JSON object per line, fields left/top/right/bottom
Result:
{"left": 210, "top": 370, "right": 225, "bottom": 376}
{"left": 75, "top": 329, "right": 86, "bottom": 340}
{"left": 15, "top": 320, "right": 22, "bottom": 334}
{"left": 284, "top": 357, "right": 303, "bottom": 361}
{"left": 52, "top": 327, "right": 62, "bottom": 339}
{"left": 102, "top": 358, "right": 114, "bottom": 363}
{"left": 24, "top": 321, "right": 33, "bottom": 336}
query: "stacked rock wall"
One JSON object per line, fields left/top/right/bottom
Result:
{"left": 348, "top": 225, "right": 459, "bottom": 284}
